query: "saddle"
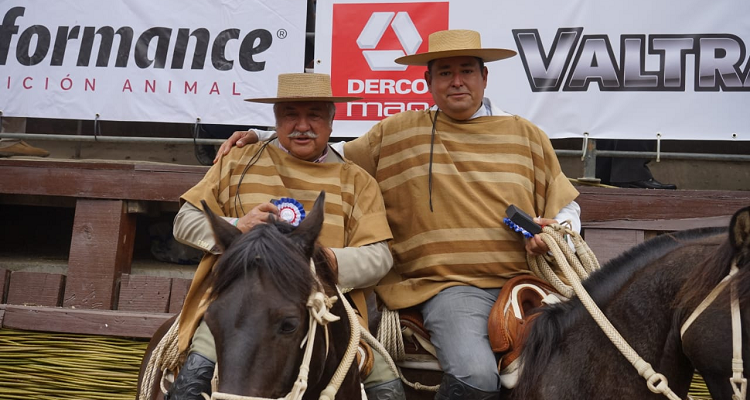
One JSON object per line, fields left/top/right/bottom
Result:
{"left": 393, "top": 275, "right": 560, "bottom": 380}
{"left": 488, "top": 274, "right": 560, "bottom": 386}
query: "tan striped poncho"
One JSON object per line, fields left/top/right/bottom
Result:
{"left": 344, "top": 110, "right": 579, "bottom": 310}
{"left": 177, "top": 143, "right": 392, "bottom": 354}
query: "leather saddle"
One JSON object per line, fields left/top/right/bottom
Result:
{"left": 488, "top": 274, "right": 560, "bottom": 386}
{"left": 394, "top": 275, "right": 561, "bottom": 384}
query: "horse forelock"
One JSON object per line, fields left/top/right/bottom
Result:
{"left": 513, "top": 226, "right": 726, "bottom": 399}
{"left": 210, "top": 221, "right": 315, "bottom": 304}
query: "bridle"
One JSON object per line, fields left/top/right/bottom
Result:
{"left": 208, "top": 260, "right": 362, "bottom": 400}
{"left": 681, "top": 260, "right": 747, "bottom": 400}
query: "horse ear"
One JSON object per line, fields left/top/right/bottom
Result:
{"left": 200, "top": 200, "right": 242, "bottom": 252}
{"left": 290, "top": 191, "right": 326, "bottom": 258}
{"left": 729, "top": 206, "right": 750, "bottom": 250}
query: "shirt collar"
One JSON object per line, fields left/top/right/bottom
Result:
{"left": 431, "top": 97, "right": 512, "bottom": 120}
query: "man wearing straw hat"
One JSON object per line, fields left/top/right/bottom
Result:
{"left": 217, "top": 29, "right": 581, "bottom": 399}
{"left": 170, "top": 73, "right": 406, "bottom": 400}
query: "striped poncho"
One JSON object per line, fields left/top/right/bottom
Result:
{"left": 344, "top": 110, "right": 579, "bottom": 310}
{"left": 177, "top": 143, "right": 392, "bottom": 354}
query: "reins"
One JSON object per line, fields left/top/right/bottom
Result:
{"left": 680, "top": 261, "right": 747, "bottom": 400}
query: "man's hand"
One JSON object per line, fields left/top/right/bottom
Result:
{"left": 235, "top": 202, "right": 279, "bottom": 233}
{"left": 524, "top": 217, "right": 557, "bottom": 255}
{"left": 213, "top": 130, "right": 259, "bottom": 164}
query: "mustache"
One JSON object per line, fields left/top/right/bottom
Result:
{"left": 287, "top": 130, "right": 318, "bottom": 139}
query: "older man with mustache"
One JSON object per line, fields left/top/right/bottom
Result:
{"left": 169, "top": 73, "right": 404, "bottom": 400}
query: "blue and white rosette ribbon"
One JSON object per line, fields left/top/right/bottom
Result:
{"left": 503, "top": 217, "right": 534, "bottom": 239}
{"left": 272, "top": 197, "right": 306, "bottom": 227}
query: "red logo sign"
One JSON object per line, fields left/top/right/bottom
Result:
{"left": 331, "top": 2, "right": 449, "bottom": 121}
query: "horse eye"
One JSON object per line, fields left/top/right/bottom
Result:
{"left": 279, "top": 318, "right": 300, "bottom": 334}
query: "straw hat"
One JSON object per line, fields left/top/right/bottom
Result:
{"left": 395, "top": 29, "right": 516, "bottom": 66}
{"left": 244, "top": 73, "right": 361, "bottom": 103}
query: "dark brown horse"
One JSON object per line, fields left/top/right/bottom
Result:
{"left": 138, "top": 192, "right": 361, "bottom": 399}
{"left": 389, "top": 207, "right": 749, "bottom": 400}
{"left": 510, "top": 206, "right": 750, "bottom": 400}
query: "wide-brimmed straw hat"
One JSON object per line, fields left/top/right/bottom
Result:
{"left": 395, "top": 29, "right": 516, "bottom": 66}
{"left": 244, "top": 73, "right": 361, "bottom": 103}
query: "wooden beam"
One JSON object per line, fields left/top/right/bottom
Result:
{"left": 0, "top": 268, "right": 9, "bottom": 304}
{"left": 169, "top": 278, "right": 193, "bottom": 314}
{"left": 0, "top": 304, "right": 173, "bottom": 338}
{"left": 583, "top": 228, "right": 645, "bottom": 265}
{"left": 118, "top": 274, "right": 171, "bottom": 313}
{"left": 6, "top": 272, "right": 65, "bottom": 307}
{"left": 576, "top": 187, "right": 750, "bottom": 223}
{"left": 0, "top": 159, "right": 206, "bottom": 202}
{"left": 583, "top": 215, "right": 732, "bottom": 231}
{"left": 64, "top": 199, "right": 135, "bottom": 309}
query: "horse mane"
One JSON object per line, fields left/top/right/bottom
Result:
{"left": 209, "top": 219, "right": 337, "bottom": 305}
{"left": 512, "top": 226, "right": 725, "bottom": 400}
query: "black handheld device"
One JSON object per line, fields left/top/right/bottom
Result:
{"left": 504, "top": 204, "right": 542, "bottom": 236}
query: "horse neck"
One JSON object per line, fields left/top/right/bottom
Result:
{"left": 513, "top": 245, "right": 705, "bottom": 400}
{"left": 304, "top": 295, "right": 360, "bottom": 399}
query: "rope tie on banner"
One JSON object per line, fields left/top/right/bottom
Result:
{"left": 193, "top": 118, "right": 201, "bottom": 145}
{"left": 581, "top": 132, "right": 589, "bottom": 161}
{"left": 656, "top": 132, "right": 662, "bottom": 162}
{"left": 0, "top": 110, "right": 3, "bottom": 129}
{"left": 93, "top": 114, "right": 101, "bottom": 141}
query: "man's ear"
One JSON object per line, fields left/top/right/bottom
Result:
{"left": 424, "top": 70, "right": 433, "bottom": 91}
{"left": 200, "top": 200, "right": 242, "bottom": 252}
{"left": 289, "top": 191, "right": 325, "bottom": 259}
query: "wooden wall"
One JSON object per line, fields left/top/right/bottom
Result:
{"left": 1, "top": 158, "right": 749, "bottom": 338}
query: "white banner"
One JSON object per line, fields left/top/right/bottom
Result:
{"left": 0, "top": 0, "right": 307, "bottom": 126}
{"left": 316, "top": 0, "right": 750, "bottom": 140}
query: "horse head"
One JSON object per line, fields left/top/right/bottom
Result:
{"left": 198, "top": 191, "right": 356, "bottom": 399}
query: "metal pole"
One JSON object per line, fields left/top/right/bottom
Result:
{"left": 0, "top": 132, "right": 225, "bottom": 145}
{"left": 577, "top": 137, "right": 600, "bottom": 183}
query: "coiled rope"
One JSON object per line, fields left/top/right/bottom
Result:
{"left": 138, "top": 314, "right": 182, "bottom": 400}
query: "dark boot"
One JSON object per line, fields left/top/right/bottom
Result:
{"left": 365, "top": 378, "right": 407, "bottom": 400}
{"left": 434, "top": 374, "right": 501, "bottom": 400}
{"left": 166, "top": 352, "right": 215, "bottom": 400}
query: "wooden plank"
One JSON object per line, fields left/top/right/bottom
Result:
{"left": 169, "top": 278, "right": 193, "bottom": 314}
{"left": 0, "top": 304, "right": 173, "bottom": 338}
{"left": 0, "top": 159, "right": 206, "bottom": 202}
{"left": 0, "top": 268, "right": 9, "bottom": 304}
{"left": 576, "top": 187, "right": 750, "bottom": 223}
{"left": 118, "top": 274, "right": 171, "bottom": 313}
{"left": 6, "top": 272, "right": 65, "bottom": 307}
{"left": 63, "top": 199, "right": 136, "bottom": 310}
{"left": 583, "top": 228, "right": 644, "bottom": 265}
{"left": 583, "top": 215, "right": 732, "bottom": 232}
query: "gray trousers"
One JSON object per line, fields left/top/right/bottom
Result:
{"left": 418, "top": 285, "right": 501, "bottom": 392}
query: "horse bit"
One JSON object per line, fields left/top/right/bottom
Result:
{"left": 208, "top": 260, "right": 363, "bottom": 400}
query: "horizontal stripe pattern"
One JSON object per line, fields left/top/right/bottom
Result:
{"left": 347, "top": 110, "right": 579, "bottom": 309}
